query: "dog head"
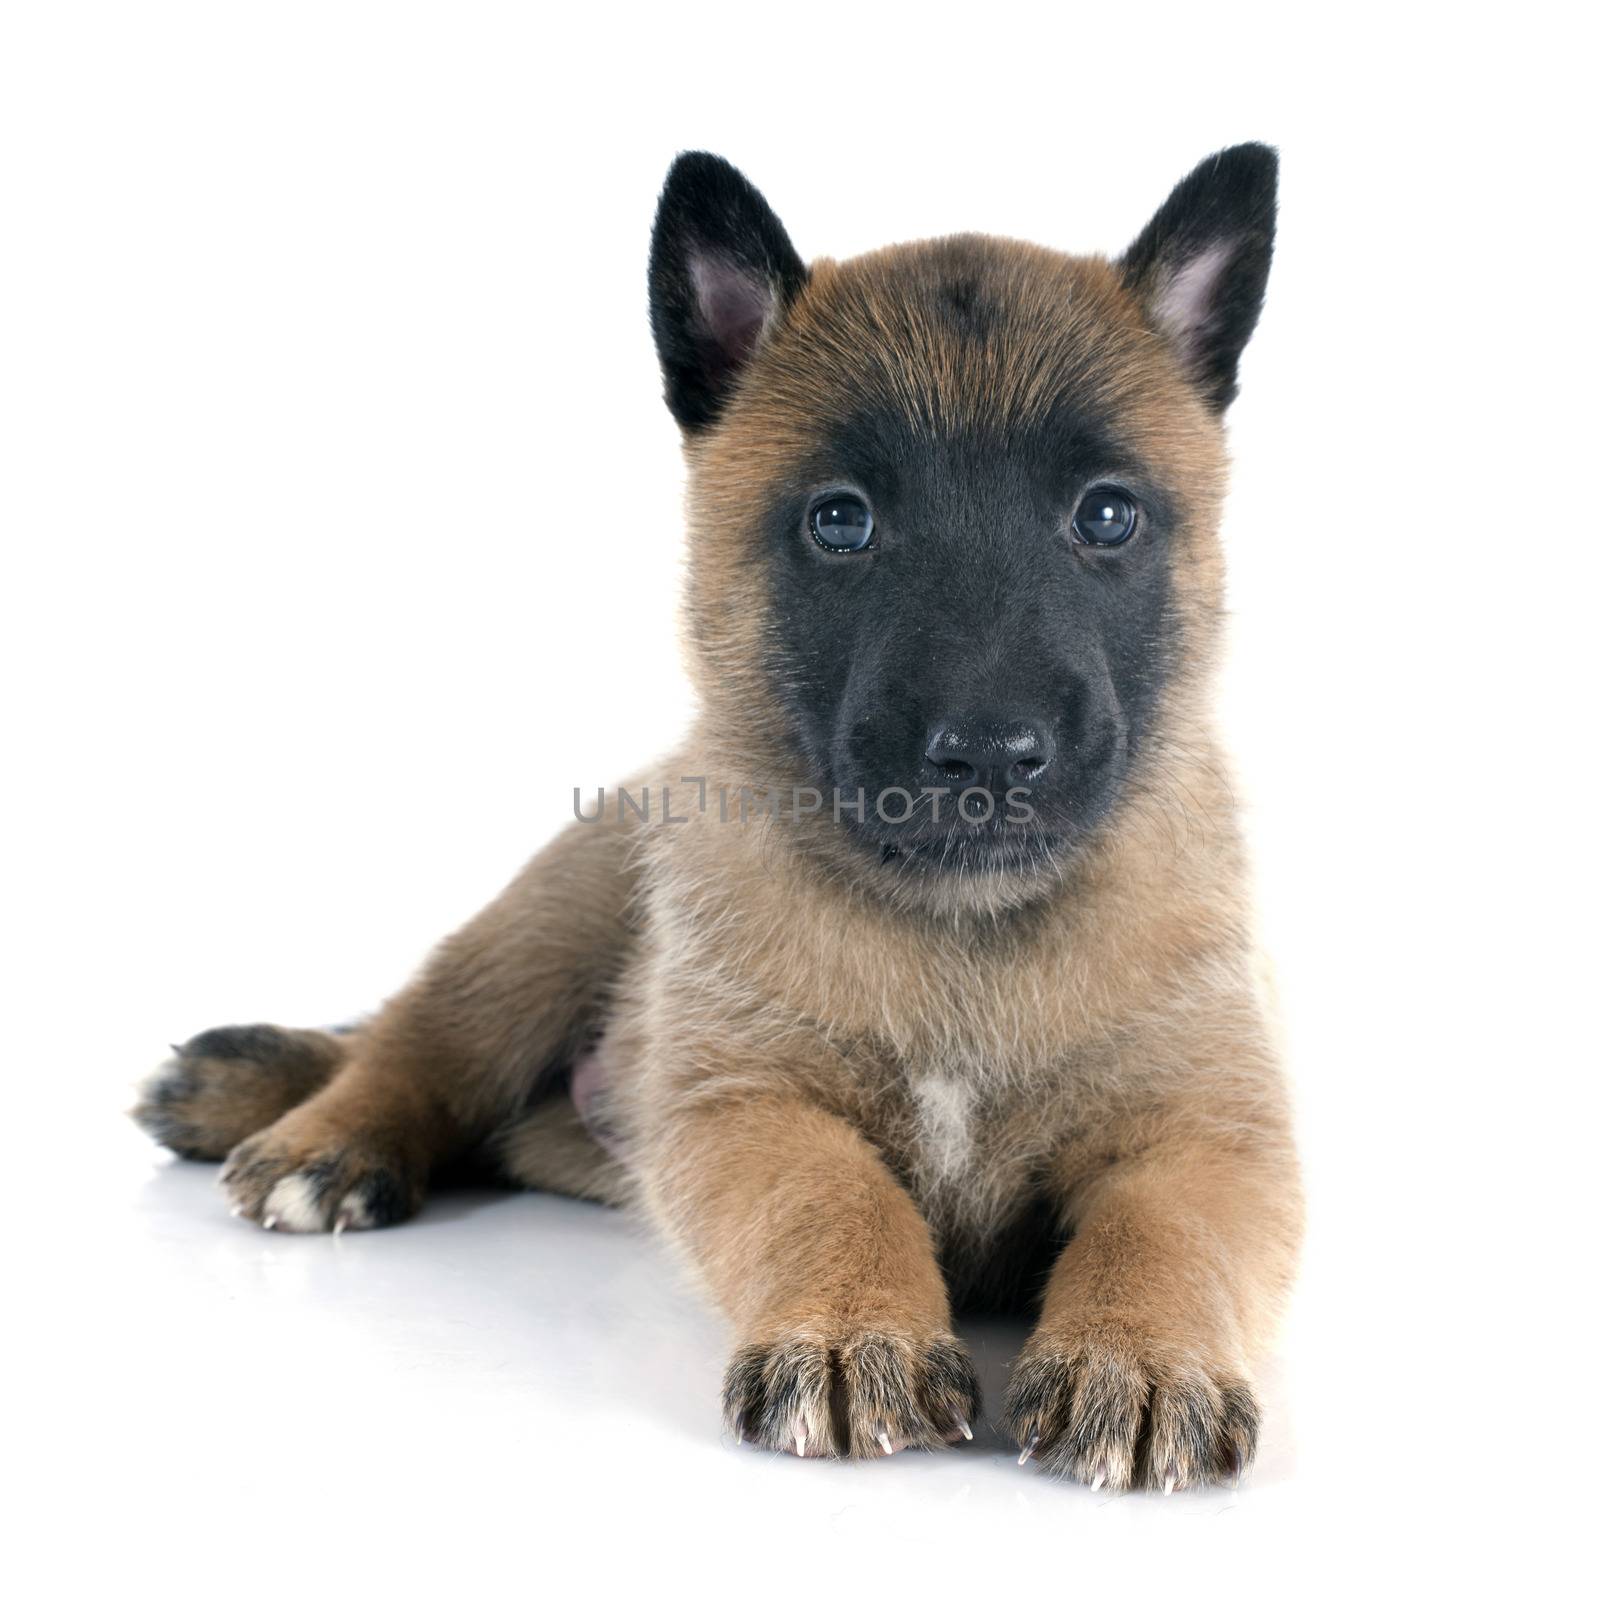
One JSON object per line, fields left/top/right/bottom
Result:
{"left": 648, "top": 148, "right": 1275, "bottom": 907}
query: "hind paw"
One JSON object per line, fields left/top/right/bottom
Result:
{"left": 133, "top": 1024, "right": 344, "bottom": 1160}
{"left": 220, "top": 1119, "right": 423, "bottom": 1233}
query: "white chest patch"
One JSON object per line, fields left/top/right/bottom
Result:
{"left": 911, "top": 1073, "right": 978, "bottom": 1185}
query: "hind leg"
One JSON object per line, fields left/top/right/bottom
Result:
{"left": 186, "top": 807, "right": 644, "bottom": 1233}
{"left": 217, "top": 1052, "right": 445, "bottom": 1232}
{"left": 133, "top": 1024, "right": 349, "bottom": 1160}
{"left": 489, "top": 1089, "right": 634, "bottom": 1206}
{"left": 222, "top": 1057, "right": 636, "bottom": 1232}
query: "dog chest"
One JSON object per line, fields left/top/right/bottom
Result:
{"left": 909, "top": 1071, "right": 979, "bottom": 1184}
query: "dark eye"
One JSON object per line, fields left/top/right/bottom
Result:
{"left": 1070, "top": 486, "right": 1139, "bottom": 547}
{"left": 810, "top": 494, "right": 875, "bottom": 552}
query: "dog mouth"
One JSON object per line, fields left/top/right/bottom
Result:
{"left": 799, "top": 768, "right": 1069, "bottom": 876}
{"left": 869, "top": 824, "right": 1066, "bottom": 875}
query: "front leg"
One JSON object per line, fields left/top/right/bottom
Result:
{"left": 1004, "top": 1123, "right": 1301, "bottom": 1492}
{"left": 647, "top": 1093, "right": 978, "bottom": 1458}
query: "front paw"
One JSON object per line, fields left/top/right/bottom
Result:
{"left": 219, "top": 1117, "right": 423, "bottom": 1234}
{"left": 1002, "top": 1325, "right": 1258, "bottom": 1492}
{"left": 724, "top": 1328, "right": 979, "bottom": 1459}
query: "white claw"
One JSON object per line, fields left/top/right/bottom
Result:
{"left": 1018, "top": 1432, "right": 1039, "bottom": 1466}
{"left": 877, "top": 1430, "right": 893, "bottom": 1455}
{"left": 793, "top": 1421, "right": 807, "bottom": 1458}
{"left": 956, "top": 1417, "right": 973, "bottom": 1441}
{"left": 263, "top": 1214, "right": 277, "bottom": 1230}
{"left": 1090, "top": 1470, "right": 1107, "bottom": 1492}
{"left": 333, "top": 1213, "right": 348, "bottom": 1236}
{"left": 1164, "top": 1473, "right": 1177, "bottom": 1496}
{"left": 229, "top": 1205, "right": 242, "bottom": 1218}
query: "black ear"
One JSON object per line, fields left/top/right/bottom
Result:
{"left": 648, "top": 153, "right": 808, "bottom": 431}
{"left": 1118, "top": 144, "right": 1278, "bottom": 412}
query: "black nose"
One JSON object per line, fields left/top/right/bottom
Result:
{"left": 924, "top": 716, "right": 1055, "bottom": 794}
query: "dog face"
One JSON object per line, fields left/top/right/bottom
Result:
{"left": 649, "top": 150, "right": 1275, "bottom": 899}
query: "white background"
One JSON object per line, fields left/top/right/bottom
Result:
{"left": 3, "top": 3, "right": 1593, "bottom": 1594}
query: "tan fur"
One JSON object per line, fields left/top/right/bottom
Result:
{"left": 135, "top": 231, "right": 1301, "bottom": 1483}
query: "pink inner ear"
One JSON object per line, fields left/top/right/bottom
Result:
{"left": 689, "top": 250, "right": 776, "bottom": 365}
{"left": 1152, "top": 239, "right": 1236, "bottom": 352}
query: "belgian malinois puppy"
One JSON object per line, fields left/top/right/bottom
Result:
{"left": 136, "top": 146, "right": 1301, "bottom": 1492}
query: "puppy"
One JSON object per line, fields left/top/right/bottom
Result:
{"left": 136, "top": 147, "right": 1302, "bottom": 1491}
